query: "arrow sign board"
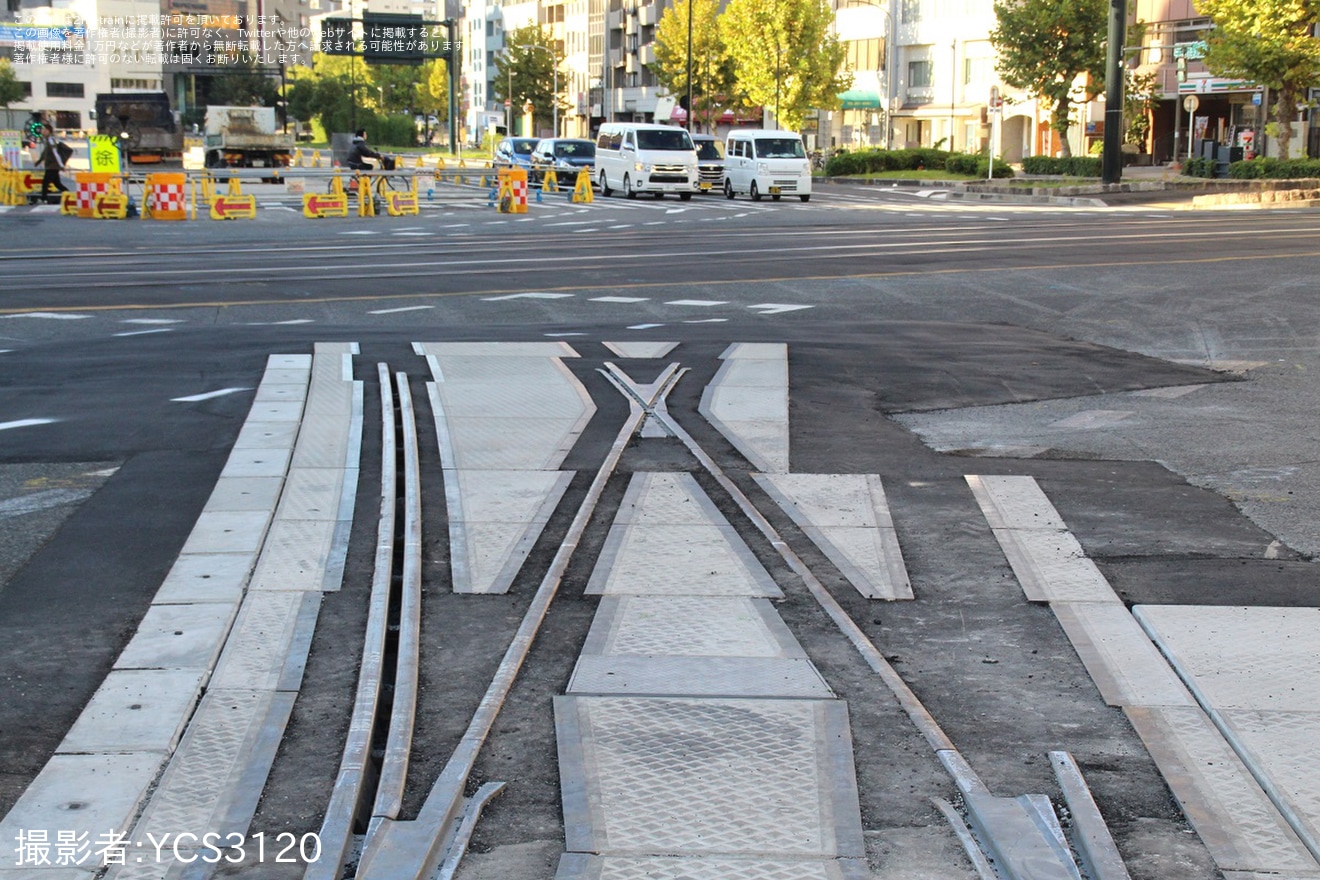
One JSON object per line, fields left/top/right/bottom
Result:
{"left": 303, "top": 193, "right": 349, "bottom": 218}
{"left": 384, "top": 191, "right": 419, "bottom": 216}
{"left": 211, "top": 195, "right": 256, "bottom": 220}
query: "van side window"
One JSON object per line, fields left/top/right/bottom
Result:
{"left": 624, "top": 132, "right": 635, "bottom": 149}
{"left": 596, "top": 131, "right": 609, "bottom": 149}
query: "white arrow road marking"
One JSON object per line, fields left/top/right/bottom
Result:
{"left": 172, "top": 387, "right": 251, "bottom": 403}
{"left": 628, "top": 323, "right": 665, "bottom": 330}
{"left": 482, "top": 292, "right": 575, "bottom": 301}
{"left": 0, "top": 418, "right": 57, "bottom": 431}
{"left": 369, "top": 305, "right": 435, "bottom": 315}
{"left": 2, "top": 312, "right": 91, "bottom": 320}
{"left": 749, "top": 303, "right": 814, "bottom": 315}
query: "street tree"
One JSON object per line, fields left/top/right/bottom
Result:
{"left": 652, "top": 0, "right": 739, "bottom": 131}
{"left": 720, "top": 0, "right": 850, "bottom": 131}
{"left": 1196, "top": 0, "right": 1320, "bottom": 159}
{"left": 0, "top": 59, "right": 24, "bottom": 109}
{"left": 207, "top": 61, "right": 280, "bottom": 106}
{"left": 285, "top": 54, "right": 367, "bottom": 135}
{"left": 991, "top": 0, "right": 1107, "bottom": 157}
{"left": 1124, "top": 69, "right": 1158, "bottom": 151}
{"left": 493, "top": 24, "right": 565, "bottom": 136}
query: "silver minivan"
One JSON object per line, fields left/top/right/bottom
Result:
{"left": 723, "top": 129, "right": 813, "bottom": 202}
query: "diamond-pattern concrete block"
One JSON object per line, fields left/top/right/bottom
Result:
{"left": 584, "top": 596, "right": 799, "bottom": 659}
{"left": 567, "top": 656, "right": 833, "bottom": 698}
{"left": 612, "top": 473, "right": 723, "bottom": 527}
{"left": 1052, "top": 603, "right": 1194, "bottom": 708}
{"left": 992, "top": 527, "right": 1118, "bottom": 604}
{"left": 1125, "top": 706, "right": 1319, "bottom": 874}
{"left": 247, "top": 519, "right": 335, "bottom": 592}
{"left": 273, "top": 468, "right": 344, "bottom": 522}
{"left": 555, "top": 853, "right": 869, "bottom": 880}
{"left": 1221, "top": 709, "right": 1320, "bottom": 852}
{"left": 209, "top": 592, "right": 307, "bottom": 691}
{"left": 557, "top": 696, "right": 863, "bottom": 858}
{"left": 587, "top": 523, "right": 781, "bottom": 598}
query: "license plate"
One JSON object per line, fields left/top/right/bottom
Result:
{"left": 769, "top": 186, "right": 782, "bottom": 195}
{"left": 700, "top": 182, "right": 711, "bottom": 191}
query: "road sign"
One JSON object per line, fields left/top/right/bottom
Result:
{"left": 1173, "top": 40, "right": 1208, "bottom": 60}
{"left": 303, "top": 193, "right": 349, "bottom": 218}
{"left": 89, "top": 135, "right": 121, "bottom": 174}
{"left": 211, "top": 195, "right": 257, "bottom": 220}
{"left": 1183, "top": 95, "right": 1199, "bottom": 113}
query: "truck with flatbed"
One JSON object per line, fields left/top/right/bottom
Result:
{"left": 203, "top": 106, "right": 294, "bottom": 170}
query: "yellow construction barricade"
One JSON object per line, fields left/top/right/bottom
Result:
{"left": 496, "top": 167, "right": 528, "bottom": 213}
{"left": 304, "top": 172, "right": 349, "bottom": 218}
{"left": 541, "top": 170, "right": 559, "bottom": 193}
{"left": 145, "top": 172, "right": 188, "bottom": 220}
{"left": 74, "top": 173, "right": 121, "bottom": 218}
{"left": 209, "top": 176, "right": 256, "bottom": 220}
{"left": 572, "top": 168, "right": 594, "bottom": 204}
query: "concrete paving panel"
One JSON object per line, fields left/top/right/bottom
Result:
{"left": 442, "top": 417, "right": 590, "bottom": 471}
{"left": 601, "top": 341, "right": 680, "bottom": 359}
{"left": 581, "top": 596, "right": 802, "bottom": 658}
{"left": 1135, "top": 606, "right": 1320, "bottom": 712}
{"left": 1051, "top": 602, "right": 1195, "bottom": 708}
{"left": 177, "top": 510, "right": 272, "bottom": 556}
{"left": 1220, "top": 709, "right": 1320, "bottom": 857}
{"left": 246, "top": 519, "right": 335, "bottom": 592}
{"left": 0, "top": 754, "right": 165, "bottom": 869}
{"left": 218, "top": 446, "right": 293, "bottom": 479}
{"left": 201, "top": 476, "right": 285, "bottom": 513}
{"left": 965, "top": 475, "right": 1068, "bottom": 532}
{"left": 554, "top": 853, "right": 868, "bottom": 879}
{"left": 230, "top": 420, "right": 299, "bottom": 450}
{"left": 991, "top": 527, "right": 1120, "bottom": 604}
{"left": 57, "top": 669, "right": 205, "bottom": 754}
{"left": 611, "top": 472, "right": 725, "bottom": 528}
{"left": 586, "top": 523, "right": 783, "bottom": 598}
{"left": 753, "top": 473, "right": 888, "bottom": 529}
{"left": 151, "top": 553, "right": 253, "bottom": 604}
{"left": 252, "top": 383, "right": 307, "bottom": 405}
{"left": 567, "top": 655, "right": 833, "bottom": 698}
{"left": 1124, "top": 706, "right": 1319, "bottom": 875}
{"left": 556, "top": 696, "right": 863, "bottom": 857}
{"left": 272, "top": 468, "right": 344, "bottom": 522}
{"left": 208, "top": 591, "right": 308, "bottom": 691}
{"left": 112, "top": 602, "right": 239, "bottom": 672}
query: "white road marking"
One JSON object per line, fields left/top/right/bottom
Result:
{"left": 591, "top": 296, "right": 649, "bottom": 303}
{"left": 122, "top": 318, "right": 184, "bottom": 325}
{"left": 0, "top": 418, "right": 57, "bottom": 431}
{"left": 608, "top": 224, "right": 633, "bottom": 229}
{"left": 545, "top": 332, "right": 586, "bottom": 337}
{"left": 665, "top": 299, "right": 727, "bottom": 307}
{"left": 2, "top": 312, "right": 91, "bottom": 320}
{"left": 114, "top": 328, "right": 174, "bottom": 337}
{"left": 369, "top": 305, "right": 436, "bottom": 314}
{"left": 339, "top": 230, "right": 379, "bottom": 235}
{"left": 247, "top": 319, "right": 315, "bottom": 325}
{"left": 172, "top": 387, "right": 251, "bottom": 403}
{"left": 393, "top": 232, "right": 435, "bottom": 236}
{"left": 684, "top": 318, "right": 728, "bottom": 323}
{"left": 0, "top": 487, "right": 96, "bottom": 520}
{"left": 482, "top": 292, "right": 575, "bottom": 301}
{"left": 749, "top": 303, "right": 814, "bottom": 315}
{"left": 628, "top": 323, "right": 665, "bottom": 329}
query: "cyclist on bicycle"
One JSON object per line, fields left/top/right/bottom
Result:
{"left": 346, "top": 129, "right": 383, "bottom": 171}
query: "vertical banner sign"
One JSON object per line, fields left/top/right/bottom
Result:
{"left": 89, "top": 135, "right": 122, "bottom": 174}
{"left": 0, "top": 131, "right": 21, "bottom": 168}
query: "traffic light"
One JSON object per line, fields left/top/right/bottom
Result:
{"left": 1176, "top": 56, "right": 1188, "bottom": 84}
{"left": 25, "top": 112, "right": 43, "bottom": 144}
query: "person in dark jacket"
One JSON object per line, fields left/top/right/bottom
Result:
{"left": 35, "top": 124, "right": 70, "bottom": 204}
{"left": 345, "top": 129, "right": 382, "bottom": 170}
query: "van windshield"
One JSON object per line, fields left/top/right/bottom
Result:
{"left": 754, "top": 138, "right": 806, "bottom": 159}
{"left": 636, "top": 128, "right": 695, "bottom": 151}
{"left": 695, "top": 139, "right": 724, "bottom": 160}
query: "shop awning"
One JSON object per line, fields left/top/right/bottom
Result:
{"left": 838, "top": 89, "right": 882, "bottom": 110}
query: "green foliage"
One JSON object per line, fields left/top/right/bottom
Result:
{"left": 1227, "top": 157, "right": 1320, "bottom": 178}
{"left": 493, "top": 24, "right": 566, "bottom": 136}
{"left": 370, "top": 113, "right": 416, "bottom": 147}
{"left": 1124, "top": 69, "right": 1157, "bottom": 149}
{"left": 1183, "top": 156, "right": 1216, "bottom": 177}
{"left": 825, "top": 148, "right": 950, "bottom": 175}
{"left": 207, "top": 62, "right": 280, "bottom": 106}
{"left": 990, "top": 0, "right": 1106, "bottom": 157}
{"left": 653, "top": 0, "right": 739, "bottom": 130}
{"left": 0, "top": 59, "right": 27, "bottom": 109}
{"left": 944, "top": 153, "right": 1016, "bottom": 178}
{"left": 720, "top": 0, "right": 851, "bottom": 130}
{"left": 1021, "top": 154, "right": 1102, "bottom": 176}
{"left": 1197, "top": 0, "right": 1320, "bottom": 159}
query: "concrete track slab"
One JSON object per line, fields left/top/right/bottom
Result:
{"left": 112, "top": 602, "right": 239, "bottom": 671}
{"left": 581, "top": 596, "right": 803, "bottom": 659}
{"left": 208, "top": 591, "right": 319, "bottom": 692}
{"left": 556, "top": 696, "right": 864, "bottom": 858}
{"left": 0, "top": 754, "right": 164, "bottom": 871}
{"left": 699, "top": 343, "right": 790, "bottom": 474}
{"left": 231, "top": 420, "right": 299, "bottom": 450}
{"left": 555, "top": 853, "right": 869, "bottom": 879}
{"left": 989, "top": 527, "right": 1119, "bottom": 603}
{"left": 56, "top": 669, "right": 204, "bottom": 754}
{"left": 151, "top": 553, "right": 253, "bottom": 604}
{"left": 612, "top": 471, "right": 726, "bottom": 527}
{"left": 1051, "top": 602, "right": 1195, "bottom": 708}
{"left": 218, "top": 446, "right": 293, "bottom": 479}
{"left": 177, "top": 510, "right": 272, "bottom": 556}
{"left": 586, "top": 522, "right": 782, "bottom": 598}
{"left": 273, "top": 468, "right": 344, "bottom": 521}
{"left": 601, "top": 342, "right": 679, "bottom": 359}
{"left": 246, "top": 518, "right": 336, "bottom": 592}
{"left": 567, "top": 655, "right": 834, "bottom": 698}
{"left": 202, "top": 476, "right": 285, "bottom": 513}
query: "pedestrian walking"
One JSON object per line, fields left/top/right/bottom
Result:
{"left": 35, "top": 123, "right": 71, "bottom": 204}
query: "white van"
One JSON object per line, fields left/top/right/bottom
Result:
{"left": 594, "top": 122, "right": 699, "bottom": 200}
{"left": 722, "top": 129, "right": 813, "bottom": 202}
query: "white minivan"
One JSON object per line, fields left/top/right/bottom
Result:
{"left": 594, "top": 122, "right": 699, "bottom": 200}
{"left": 722, "top": 129, "right": 813, "bottom": 202}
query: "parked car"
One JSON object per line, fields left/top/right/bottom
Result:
{"left": 691, "top": 134, "right": 725, "bottom": 193}
{"left": 529, "top": 138, "right": 596, "bottom": 185}
{"left": 493, "top": 137, "right": 540, "bottom": 172}
{"left": 594, "top": 122, "right": 698, "bottom": 199}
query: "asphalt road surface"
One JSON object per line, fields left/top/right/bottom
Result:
{"left": 2, "top": 183, "right": 1319, "bottom": 880}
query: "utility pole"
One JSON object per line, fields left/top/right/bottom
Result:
{"left": 1100, "top": 0, "right": 1126, "bottom": 183}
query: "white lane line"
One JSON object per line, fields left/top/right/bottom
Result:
{"left": 0, "top": 418, "right": 57, "bottom": 431}
{"left": 441, "top": 223, "right": 471, "bottom": 228}
{"left": 665, "top": 299, "right": 728, "bottom": 307}
{"left": 644, "top": 221, "right": 666, "bottom": 225}
{"left": 246, "top": 319, "right": 315, "bottom": 325}
{"left": 608, "top": 224, "right": 634, "bottom": 229}
{"left": 115, "top": 328, "right": 174, "bottom": 337}
{"left": 545, "top": 332, "right": 586, "bottom": 337}
{"left": 122, "top": 318, "right": 185, "bottom": 325}
{"left": 393, "top": 232, "right": 435, "bottom": 236}
{"left": 369, "top": 305, "right": 435, "bottom": 315}
{"left": 684, "top": 318, "right": 728, "bottom": 323}
{"left": 590, "top": 296, "right": 649, "bottom": 303}
{"left": 172, "top": 387, "right": 252, "bottom": 403}
{"left": 339, "top": 230, "right": 380, "bottom": 235}
{"left": 628, "top": 323, "right": 665, "bottom": 329}
{"left": 2, "top": 312, "right": 92, "bottom": 320}
{"left": 749, "top": 304, "right": 814, "bottom": 315}
{"left": 482, "top": 292, "right": 575, "bottom": 301}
